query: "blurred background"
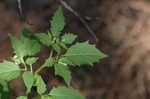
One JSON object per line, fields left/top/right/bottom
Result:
{"left": 0, "top": 0, "right": 150, "bottom": 99}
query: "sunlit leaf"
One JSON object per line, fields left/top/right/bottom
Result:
{"left": 23, "top": 71, "right": 34, "bottom": 93}
{"left": 49, "top": 86, "right": 85, "bottom": 99}
{"left": 61, "top": 33, "right": 77, "bottom": 44}
{"left": 64, "top": 42, "right": 107, "bottom": 65}
{"left": 50, "top": 7, "right": 65, "bottom": 37}
{"left": 26, "top": 57, "right": 39, "bottom": 65}
{"left": 34, "top": 33, "right": 52, "bottom": 46}
{"left": 35, "top": 75, "right": 46, "bottom": 94}
{"left": 54, "top": 64, "right": 71, "bottom": 86}
{"left": 43, "top": 57, "right": 55, "bottom": 67}
{"left": 0, "top": 61, "right": 20, "bottom": 81}
{"left": 17, "top": 96, "right": 27, "bottom": 99}
{"left": 9, "top": 31, "right": 41, "bottom": 57}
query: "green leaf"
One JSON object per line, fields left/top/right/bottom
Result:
{"left": 0, "top": 71, "right": 20, "bottom": 81}
{"left": 21, "top": 35, "right": 41, "bottom": 56}
{"left": 59, "top": 57, "right": 73, "bottom": 66}
{"left": 0, "top": 83, "right": 11, "bottom": 99}
{"left": 26, "top": 57, "right": 39, "bottom": 65}
{"left": 49, "top": 86, "right": 85, "bottom": 99}
{"left": 43, "top": 57, "right": 55, "bottom": 67}
{"left": 9, "top": 34, "right": 24, "bottom": 57}
{"left": 21, "top": 28, "right": 32, "bottom": 38}
{"left": 64, "top": 42, "right": 107, "bottom": 65}
{"left": 31, "top": 96, "right": 41, "bottom": 99}
{"left": 41, "top": 95, "right": 53, "bottom": 99}
{"left": 34, "top": 33, "right": 52, "bottom": 46}
{"left": 52, "top": 43, "right": 61, "bottom": 53}
{"left": 0, "top": 61, "right": 20, "bottom": 81}
{"left": 0, "top": 80, "right": 9, "bottom": 92}
{"left": 54, "top": 64, "right": 71, "bottom": 86}
{"left": 17, "top": 96, "right": 27, "bottom": 99}
{"left": 50, "top": 7, "right": 65, "bottom": 37}
{"left": 9, "top": 33, "right": 41, "bottom": 57}
{"left": 35, "top": 75, "right": 46, "bottom": 94}
{"left": 23, "top": 71, "right": 34, "bottom": 93}
{"left": 61, "top": 33, "right": 77, "bottom": 44}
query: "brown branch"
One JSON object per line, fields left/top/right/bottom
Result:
{"left": 57, "top": 0, "right": 99, "bottom": 43}
{"left": 17, "top": 0, "right": 23, "bottom": 16}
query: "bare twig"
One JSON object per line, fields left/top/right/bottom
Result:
{"left": 17, "top": 0, "right": 23, "bottom": 16}
{"left": 57, "top": 0, "right": 99, "bottom": 43}
{"left": 17, "top": 0, "right": 26, "bottom": 21}
{"left": 16, "top": 0, "right": 98, "bottom": 42}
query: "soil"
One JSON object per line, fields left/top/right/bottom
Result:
{"left": 0, "top": 0, "right": 150, "bottom": 99}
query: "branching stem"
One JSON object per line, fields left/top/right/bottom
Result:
{"left": 35, "top": 49, "right": 54, "bottom": 74}
{"left": 21, "top": 57, "right": 27, "bottom": 71}
{"left": 30, "top": 64, "right": 33, "bottom": 72}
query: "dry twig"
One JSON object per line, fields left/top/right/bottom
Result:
{"left": 57, "top": 0, "right": 99, "bottom": 43}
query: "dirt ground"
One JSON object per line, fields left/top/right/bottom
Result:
{"left": 0, "top": 0, "right": 150, "bottom": 99}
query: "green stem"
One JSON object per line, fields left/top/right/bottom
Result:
{"left": 30, "top": 64, "right": 33, "bottom": 72}
{"left": 35, "top": 65, "right": 44, "bottom": 74}
{"left": 50, "top": 49, "right": 54, "bottom": 57}
{"left": 48, "top": 31, "right": 52, "bottom": 38}
{"left": 21, "top": 57, "right": 27, "bottom": 71}
{"left": 35, "top": 49, "right": 54, "bottom": 74}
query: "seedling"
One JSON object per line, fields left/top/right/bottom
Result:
{"left": 0, "top": 7, "right": 106, "bottom": 99}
